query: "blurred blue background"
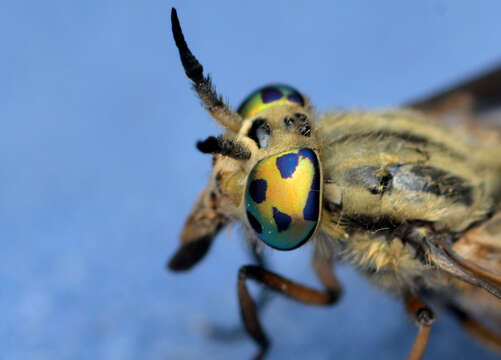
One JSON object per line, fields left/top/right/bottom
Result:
{"left": 2, "top": 1, "right": 501, "bottom": 359}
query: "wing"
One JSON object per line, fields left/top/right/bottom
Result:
{"left": 438, "top": 213, "right": 501, "bottom": 332}
{"left": 407, "top": 65, "right": 501, "bottom": 330}
{"left": 453, "top": 214, "right": 501, "bottom": 275}
{"left": 408, "top": 63, "right": 501, "bottom": 124}
{"left": 407, "top": 63, "right": 501, "bottom": 146}
{"left": 409, "top": 64, "right": 501, "bottom": 277}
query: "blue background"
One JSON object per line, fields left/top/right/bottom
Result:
{"left": 2, "top": 1, "right": 501, "bottom": 359}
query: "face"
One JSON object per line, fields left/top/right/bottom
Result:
{"left": 170, "top": 10, "right": 324, "bottom": 256}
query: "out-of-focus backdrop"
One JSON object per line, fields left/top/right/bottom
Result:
{"left": 2, "top": 1, "right": 501, "bottom": 359}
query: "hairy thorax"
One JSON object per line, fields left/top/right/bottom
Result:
{"left": 316, "top": 110, "right": 501, "bottom": 295}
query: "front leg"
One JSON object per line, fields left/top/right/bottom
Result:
{"left": 237, "top": 260, "right": 342, "bottom": 360}
{"left": 168, "top": 188, "right": 228, "bottom": 271}
{"left": 405, "top": 295, "right": 435, "bottom": 360}
{"left": 203, "top": 242, "right": 273, "bottom": 341}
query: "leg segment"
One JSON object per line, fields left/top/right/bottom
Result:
{"left": 168, "top": 189, "right": 228, "bottom": 271}
{"left": 238, "top": 264, "right": 342, "bottom": 359}
{"left": 204, "top": 244, "right": 272, "bottom": 341}
{"left": 312, "top": 247, "right": 343, "bottom": 300}
{"left": 405, "top": 296, "right": 435, "bottom": 360}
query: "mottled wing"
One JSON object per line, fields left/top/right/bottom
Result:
{"left": 409, "top": 64, "right": 501, "bottom": 265}
{"left": 441, "top": 213, "right": 501, "bottom": 332}
{"left": 410, "top": 65, "right": 501, "bottom": 326}
{"left": 453, "top": 214, "right": 501, "bottom": 277}
{"left": 408, "top": 63, "right": 501, "bottom": 127}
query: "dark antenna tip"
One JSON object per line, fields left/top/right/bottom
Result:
{"left": 170, "top": 8, "right": 242, "bottom": 133}
{"left": 196, "top": 136, "right": 219, "bottom": 154}
{"left": 171, "top": 8, "right": 204, "bottom": 84}
{"left": 196, "top": 136, "right": 251, "bottom": 160}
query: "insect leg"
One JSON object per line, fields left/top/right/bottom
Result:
{"left": 238, "top": 264, "right": 341, "bottom": 359}
{"left": 312, "top": 247, "right": 343, "bottom": 297}
{"left": 405, "top": 295, "right": 435, "bottom": 360}
{"left": 247, "top": 244, "right": 274, "bottom": 314}
{"left": 168, "top": 189, "right": 228, "bottom": 271}
{"left": 203, "top": 244, "right": 273, "bottom": 342}
{"left": 447, "top": 304, "right": 501, "bottom": 352}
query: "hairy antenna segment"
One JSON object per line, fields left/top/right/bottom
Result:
{"left": 197, "top": 136, "right": 251, "bottom": 160}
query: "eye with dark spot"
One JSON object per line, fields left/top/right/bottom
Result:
{"left": 272, "top": 207, "right": 291, "bottom": 232}
{"left": 248, "top": 118, "right": 271, "bottom": 148}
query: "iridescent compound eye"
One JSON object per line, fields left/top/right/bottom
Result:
{"left": 245, "top": 148, "right": 321, "bottom": 250}
{"left": 237, "top": 85, "right": 305, "bottom": 119}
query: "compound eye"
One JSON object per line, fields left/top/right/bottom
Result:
{"left": 237, "top": 85, "right": 305, "bottom": 119}
{"left": 245, "top": 148, "right": 321, "bottom": 250}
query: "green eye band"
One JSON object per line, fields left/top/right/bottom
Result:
{"left": 238, "top": 85, "right": 305, "bottom": 119}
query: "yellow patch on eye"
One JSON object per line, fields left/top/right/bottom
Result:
{"left": 253, "top": 155, "right": 313, "bottom": 222}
